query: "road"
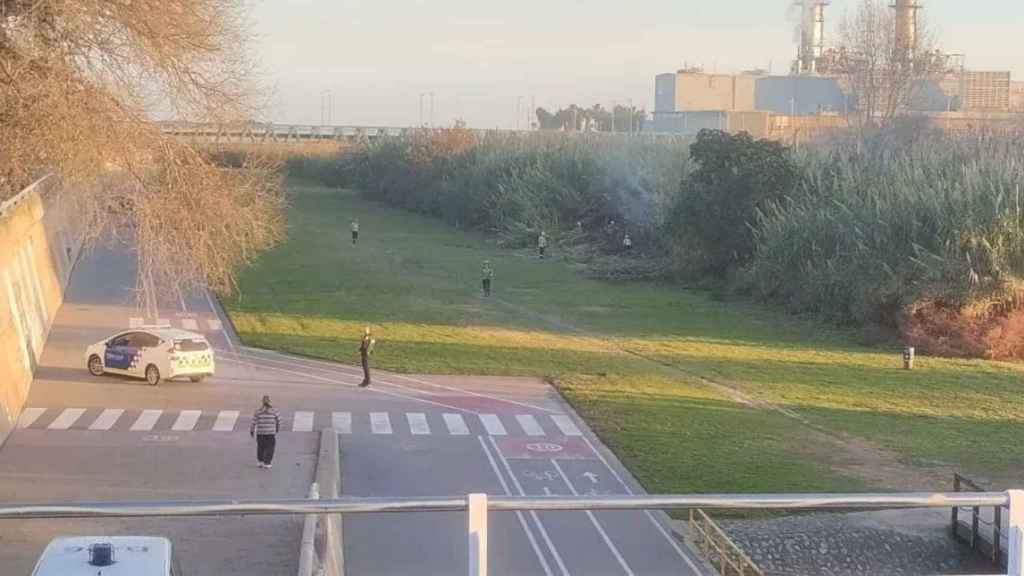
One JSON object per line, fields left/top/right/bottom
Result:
{"left": 0, "top": 239, "right": 706, "bottom": 575}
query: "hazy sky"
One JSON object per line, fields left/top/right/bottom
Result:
{"left": 251, "top": 0, "right": 1024, "bottom": 128}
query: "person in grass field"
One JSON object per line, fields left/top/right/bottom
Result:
{"left": 481, "top": 259, "right": 494, "bottom": 297}
{"left": 538, "top": 231, "right": 548, "bottom": 258}
{"left": 351, "top": 218, "right": 360, "bottom": 245}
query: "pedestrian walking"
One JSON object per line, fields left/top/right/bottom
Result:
{"left": 481, "top": 260, "right": 493, "bottom": 297}
{"left": 351, "top": 218, "right": 360, "bottom": 245}
{"left": 358, "top": 327, "right": 375, "bottom": 387}
{"left": 538, "top": 231, "right": 548, "bottom": 258}
{"left": 623, "top": 233, "right": 633, "bottom": 251}
{"left": 250, "top": 395, "right": 280, "bottom": 469}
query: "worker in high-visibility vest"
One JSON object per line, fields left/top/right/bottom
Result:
{"left": 481, "top": 260, "right": 494, "bottom": 297}
{"left": 351, "top": 219, "right": 360, "bottom": 245}
{"left": 538, "top": 231, "right": 548, "bottom": 259}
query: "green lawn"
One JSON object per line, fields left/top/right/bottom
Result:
{"left": 224, "top": 182, "right": 1024, "bottom": 494}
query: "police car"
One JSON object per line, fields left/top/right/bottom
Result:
{"left": 31, "top": 536, "right": 182, "bottom": 576}
{"left": 85, "top": 326, "right": 215, "bottom": 386}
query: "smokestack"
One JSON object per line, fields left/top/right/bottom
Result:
{"left": 892, "top": 0, "right": 922, "bottom": 60}
{"left": 796, "top": 1, "right": 828, "bottom": 74}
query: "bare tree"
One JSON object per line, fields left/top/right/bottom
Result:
{"left": 823, "top": 0, "right": 948, "bottom": 128}
{"left": 1, "top": 0, "right": 284, "bottom": 310}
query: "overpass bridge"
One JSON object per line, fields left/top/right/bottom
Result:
{"left": 159, "top": 122, "right": 521, "bottom": 144}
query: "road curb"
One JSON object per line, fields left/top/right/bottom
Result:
{"left": 315, "top": 428, "right": 344, "bottom": 576}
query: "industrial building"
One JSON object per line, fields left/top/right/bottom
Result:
{"left": 650, "top": 0, "right": 1022, "bottom": 138}
{"left": 1012, "top": 82, "right": 1024, "bottom": 112}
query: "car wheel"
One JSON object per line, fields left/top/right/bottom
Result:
{"left": 189, "top": 375, "right": 205, "bottom": 383}
{"left": 87, "top": 355, "right": 104, "bottom": 376}
{"left": 145, "top": 365, "right": 161, "bottom": 386}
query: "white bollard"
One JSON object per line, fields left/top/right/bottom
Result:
{"left": 1009, "top": 490, "right": 1024, "bottom": 576}
{"left": 467, "top": 493, "right": 488, "bottom": 576}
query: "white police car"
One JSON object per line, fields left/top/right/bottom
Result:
{"left": 31, "top": 536, "right": 182, "bottom": 576}
{"left": 85, "top": 326, "right": 215, "bottom": 386}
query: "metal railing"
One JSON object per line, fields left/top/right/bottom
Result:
{"left": 954, "top": 473, "right": 1009, "bottom": 567}
{"left": 2, "top": 491, "right": 1022, "bottom": 576}
{"left": 690, "top": 508, "right": 763, "bottom": 576}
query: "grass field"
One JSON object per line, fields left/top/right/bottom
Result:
{"left": 225, "top": 182, "right": 1024, "bottom": 495}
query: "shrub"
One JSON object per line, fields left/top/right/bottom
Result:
{"left": 669, "top": 130, "right": 798, "bottom": 277}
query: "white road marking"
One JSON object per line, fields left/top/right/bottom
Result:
{"left": 332, "top": 412, "right": 352, "bottom": 434}
{"left": 130, "top": 409, "right": 162, "bottom": 431}
{"left": 171, "top": 410, "right": 202, "bottom": 431}
{"left": 477, "top": 437, "right": 555, "bottom": 576}
{"left": 443, "top": 413, "right": 469, "bottom": 436}
{"left": 48, "top": 408, "right": 86, "bottom": 430}
{"left": 480, "top": 414, "right": 507, "bottom": 436}
{"left": 552, "top": 460, "right": 635, "bottom": 576}
{"left": 516, "top": 414, "right": 545, "bottom": 436}
{"left": 370, "top": 412, "right": 392, "bottom": 435}
{"left": 16, "top": 407, "right": 46, "bottom": 429}
{"left": 486, "top": 436, "right": 570, "bottom": 576}
{"left": 577, "top": 435, "right": 703, "bottom": 573}
{"left": 212, "top": 410, "right": 239, "bottom": 432}
{"left": 292, "top": 411, "right": 315, "bottom": 432}
{"left": 207, "top": 319, "right": 223, "bottom": 331}
{"left": 234, "top": 344, "right": 558, "bottom": 413}
{"left": 88, "top": 409, "right": 124, "bottom": 431}
{"left": 129, "top": 317, "right": 143, "bottom": 328}
{"left": 215, "top": 355, "right": 480, "bottom": 415}
{"left": 551, "top": 414, "right": 582, "bottom": 436}
{"left": 406, "top": 413, "right": 430, "bottom": 435}
{"left": 181, "top": 318, "right": 199, "bottom": 331}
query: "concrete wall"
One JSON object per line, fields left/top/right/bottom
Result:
{"left": 651, "top": 111, "right": 728, "bottom": 135}
{"left": 755, "top": 76, "right": 848, "bottom": 115}
{"left": 0, "top": 176, "right": 84, "bottom": 445}
{"left": 655, "top": 73, "right": 677, "bottom": 113}
{"left": 676, "top": 73, "right": 757, "bottom": 112}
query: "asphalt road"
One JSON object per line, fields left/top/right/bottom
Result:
{"left": 0, "top": 240, "right": 706, "bottom": 575}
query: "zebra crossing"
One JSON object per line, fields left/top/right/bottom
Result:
{"left": 128, "top": 317, "right": 223, "bottom": 333}
{"left": 15, "top": 407, "right": 584, "bottom": 438}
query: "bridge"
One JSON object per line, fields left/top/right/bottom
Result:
{"left": 159, "top": 121, "right": 522, "bottom": 144}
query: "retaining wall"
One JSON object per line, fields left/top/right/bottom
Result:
{"left": 0, "top": 176, "right": 84, "bottom": 446}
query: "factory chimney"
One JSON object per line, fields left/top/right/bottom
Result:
{"left": 796, "top": 1, "right": 828, "bottom": 74}
{"left": 892, "top": 0, "right": 922, "bottom": 61}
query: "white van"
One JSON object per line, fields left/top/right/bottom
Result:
{"left": 31, "top": 536, "right": 183, "bottom": 576}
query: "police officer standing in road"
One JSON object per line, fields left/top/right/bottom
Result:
{"left": 358, "top": 327, "right": 375, "bottom": 387}
{"left": 250, "top": 395, "right": 280, "bottom": 469}
{"left": 351, "top": 218, "right": 360, "bottom": 245}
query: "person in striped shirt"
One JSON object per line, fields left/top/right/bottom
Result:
{"left": 250, "top": 395, "right": 281, "bottom": 469}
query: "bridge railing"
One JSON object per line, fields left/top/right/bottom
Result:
{"left": 2, "top": 491, "right": 1021, "bottom": 576}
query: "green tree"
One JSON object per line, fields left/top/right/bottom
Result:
{"left": 670, "top": 129, "right": 798, "bottom": 276}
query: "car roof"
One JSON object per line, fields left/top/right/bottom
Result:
{"left": 112, "top": 327, "right": 207, "bottom": 340}
{"left": 32, "top": 536, "right": 171, "bottom": 575}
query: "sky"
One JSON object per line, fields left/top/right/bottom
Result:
{"left": 250, "top": 0, "right": 1024, "bottom": 129}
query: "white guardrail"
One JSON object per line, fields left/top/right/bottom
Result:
{"left": 1, "top": 491, "right": 1021, "bottom": 576}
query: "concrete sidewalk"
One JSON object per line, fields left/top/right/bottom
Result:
{"left": 0, "top": 431, "right": 317, "bottom": 575}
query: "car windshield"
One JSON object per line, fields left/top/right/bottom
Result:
{"left": 174, "top": 339, "right": 209, "bottom": 352}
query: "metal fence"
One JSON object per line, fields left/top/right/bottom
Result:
{"left": 2, "top": 491, "right": 1022, "bottom": 576}
{"left": 953, "top": 473, "right": 1009, "bottom": 567}
{"left": 689, "top": 508, "right": 763, "bottom": 575}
